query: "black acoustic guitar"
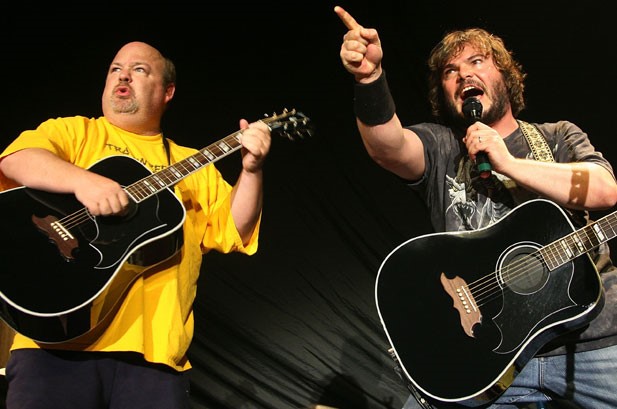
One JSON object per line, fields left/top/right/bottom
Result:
{"left": 0, "top": 109, "right": 311, "bottom": 344}
{"left": 376, "top": 198, "right": 609, "bottom": 407}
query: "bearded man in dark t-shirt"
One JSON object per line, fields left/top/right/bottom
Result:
{"left": 336, "top": 5, "right": 617, "bottom": 409}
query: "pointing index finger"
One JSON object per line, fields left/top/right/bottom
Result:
{"left": 334, "top": 6, "right": 362, "bottom": 30}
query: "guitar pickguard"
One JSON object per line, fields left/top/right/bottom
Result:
{"left": 493, "top": 242, "right": 576, "bottom": 354}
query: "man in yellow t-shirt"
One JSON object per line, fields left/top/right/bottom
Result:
{"left": 0, "top": 41, "right": 271, "bottom": 408}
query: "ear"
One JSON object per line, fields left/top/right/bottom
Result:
{"left": 165, "top": 83, "right": 176, "bottom": 103}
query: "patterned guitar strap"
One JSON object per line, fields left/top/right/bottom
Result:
{"left": 518, "top": 120, "right": 554, "bottom": 163}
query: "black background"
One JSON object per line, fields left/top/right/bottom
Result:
{"left": 1, "top": 2, "right": 615, "bottom": 408}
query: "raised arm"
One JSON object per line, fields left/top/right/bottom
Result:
{"left": 334, "top": 6, "right": 425, "bottom": 181}
{"left": 229, "top": 119, "right": 271, "bottom": 244}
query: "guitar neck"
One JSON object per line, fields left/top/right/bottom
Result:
{"left": 541, "top": 211, "right": 617, "bottom": 270}
{"left": 122, "top": 108, "right": 312, "bottom": 203}
{"left": 125, "top": 131, "right": 242, "bottom": 203}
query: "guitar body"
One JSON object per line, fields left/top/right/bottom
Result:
{"left": 0, "top": 155, "right": 185, "bottom": 343}
{"left": 376, "top": 199, "right": 604, "bottom": 407}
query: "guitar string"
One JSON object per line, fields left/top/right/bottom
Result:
{"left": 468, "top": 229, "right": 587, "bottom": 307}
{"left": 46, "top": 159, "right": 200, "bottom": 235}
{"left": 463, "top": 217, "right": 616, "bottom": 308}
{"left": 469, "top": 215, "right": 616, "bottom": 307}
{"left": 55, "top": 161, "right": 196, "bottom": 231}
{"left": 56, "top": 135, "right": 244, "bottom": 230}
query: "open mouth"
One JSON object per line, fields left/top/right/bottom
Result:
{"left": 461, "top": 85, "right": 483, "bottom": 100}
{"left": 114, "top": 86, "right": 131, "bottom": 96}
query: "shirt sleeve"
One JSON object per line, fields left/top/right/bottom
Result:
{"left": 173, "top": 154, "right": 260, "bottom": 256}
{"left": 0, "top": 118, "right": 78, "bottom": 190}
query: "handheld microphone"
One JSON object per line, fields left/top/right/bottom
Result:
{"left": 462, "top": 97, "right": 492, "bottom": 178}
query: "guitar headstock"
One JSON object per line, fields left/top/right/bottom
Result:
{"left": 262, "top": 108, "right": 313, "bottom": 141}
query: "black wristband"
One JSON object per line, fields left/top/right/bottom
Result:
{"left": 353, "top": 71, "right": 396, "bottom": 126}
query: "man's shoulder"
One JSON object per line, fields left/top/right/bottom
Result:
{"left": 164, "top": 138, "right": 198, "bottom": 155}
{"left": 407, "top": 121, "right": 452, "bottom": 133}
{"left": 407, "top": 122, "right": 458, "bottom": 148}
{"left": 524, "top": 120, "right": 580, "bottom": 135}
{"left": 32, "top": 116, "right": 104, "bottom": 135}
{"left": 42, "top": 115, "right": 104, "bottom": 127}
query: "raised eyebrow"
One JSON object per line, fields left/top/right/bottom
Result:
{"left": 442, "top": 53, "right": 486, "bottom": 74}
{"left": 467, "top": 53, "right": 486, "bottom": 62}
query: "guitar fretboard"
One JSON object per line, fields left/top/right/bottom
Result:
{"left": 125, "top": 132, "right": 242, "bottom": 202}
{"left": 540, "top": 211, "right": 617, "bottom": 270}
{"left": 118, "top": 108, "right": 310, "bottom": 203}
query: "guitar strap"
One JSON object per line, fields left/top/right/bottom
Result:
{"left": 162, "top": 137, "right": 171, "bottom": 165}
{"left": 517, "top": 120, "right": 554, "bottom": 163}
{"left": 518, "top": 120, "right": 598, "bottom": 233}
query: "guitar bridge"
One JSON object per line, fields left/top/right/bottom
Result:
{"left": 440, "top": 273, "right": 481, "bottom": 337}
{"left": 32, "top": 215, "right": 78, "bottom": 261}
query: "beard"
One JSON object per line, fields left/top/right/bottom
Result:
{"left": 442, "top": 80, "right": 510, "bottom": 130}
{"left": 109, "top": 95, "right": 139, "bottom": 114}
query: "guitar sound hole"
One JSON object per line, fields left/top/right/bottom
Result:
{"left": 500, "top": 244, "right": 549, "bottom": 295}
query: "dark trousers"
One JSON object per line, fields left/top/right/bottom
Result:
{"left": 5, "top": 349, "right": 190, "bottom": 409}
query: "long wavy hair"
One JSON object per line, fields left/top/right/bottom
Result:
{"left": 427, "top": 28, "right": 527, "bottom": 120}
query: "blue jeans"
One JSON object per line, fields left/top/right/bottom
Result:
{"left": 401, "top": 344, "right": 617, "bottom": 409}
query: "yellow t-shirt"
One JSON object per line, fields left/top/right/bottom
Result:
{"left": 0, "top": 116, "right": 260, "bottom": 371}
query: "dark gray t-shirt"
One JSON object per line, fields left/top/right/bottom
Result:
{"left": 407, "top": 120, "right": 617, "bottom": 354}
